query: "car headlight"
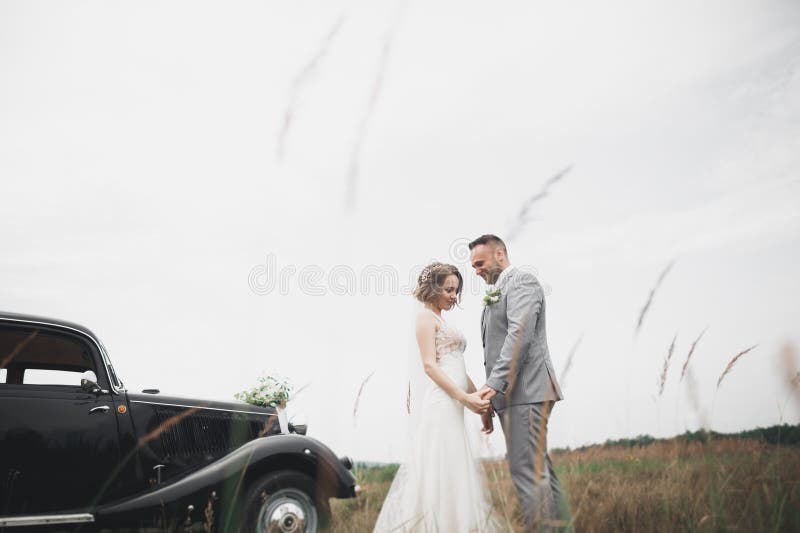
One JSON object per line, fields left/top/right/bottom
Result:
{"left": 289, "top": 414, "right": 307, "bottom": 435}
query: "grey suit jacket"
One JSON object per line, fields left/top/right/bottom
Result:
{"left": 482, "top": 267, "right": 563, "bottom": 412}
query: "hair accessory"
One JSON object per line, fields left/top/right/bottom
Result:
{"left": 418, "top": 263, "right": 441, "bottom": 285}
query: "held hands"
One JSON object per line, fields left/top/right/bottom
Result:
{"left": 477, "top": 384, "right": 497, "bottom": 433}
{"left": 478, "top": 384, "right": 497, "bottom": 401}
{"left": 461, "top": 384, "right": 499, "bottom": 414}
{"left": 462, "top": 391, "right": 491, "bottom": 414}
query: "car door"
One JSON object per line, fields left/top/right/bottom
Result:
{"left": 0, "top": 324, "right": 121, "bottom": 515}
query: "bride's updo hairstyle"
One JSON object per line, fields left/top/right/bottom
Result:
{"left": 413, "top": 262, "right": 464, "bottom": 305}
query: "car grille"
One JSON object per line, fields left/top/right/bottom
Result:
{"left": 154, "top": 406, "right": 278, "bottom": 459}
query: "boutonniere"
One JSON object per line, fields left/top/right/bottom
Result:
{"left": 483, "top": 287, "right": 501, "bottom": 306}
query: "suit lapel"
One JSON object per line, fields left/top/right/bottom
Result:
{"left": 481, "top": 305, "right": 488, "bottom": 345}
{"left": 482, "top": 268, "right": 515, "bottom": 347}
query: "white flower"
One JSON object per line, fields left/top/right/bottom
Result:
{"left": 235, "top": 373, "right": 294, "bottom": 408}
{"left": 483, "top": 288, "right": 501, "bottom": 306}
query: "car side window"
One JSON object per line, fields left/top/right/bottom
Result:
{"left": 0, "top": 326, "right": 98, "bottom": 388}
{"left": 23, "top": 369, "right": 98, "bottom": 386}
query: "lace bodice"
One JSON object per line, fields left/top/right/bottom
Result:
{"left": 430, "top": 311, "right": 467, "bottom": 359}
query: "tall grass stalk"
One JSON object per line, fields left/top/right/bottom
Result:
{"left": 658, "top": 333, "right": 678, "bottom": 396}
{"left": 680, "top": 328, "right": 707, "bottom": 382}
{"left": 634, "top": 261, "right": 674, "bottom": 338}
{"left": 717, "top": 345, "right": 759, "bottom": 388}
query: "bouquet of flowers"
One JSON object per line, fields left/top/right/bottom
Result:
{"left": 235, "top": 374, "right": 293, "bottom": 408}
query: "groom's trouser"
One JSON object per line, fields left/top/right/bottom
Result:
{"left": 498, "top": 401, "right": 570, "bottom": 532}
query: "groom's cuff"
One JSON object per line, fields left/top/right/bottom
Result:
{"left": 486, "top": 377, "right": 508, "bottom": 394}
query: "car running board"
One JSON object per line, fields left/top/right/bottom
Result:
{"left": 0, "top": 513, "right": 94, "bottom": 528}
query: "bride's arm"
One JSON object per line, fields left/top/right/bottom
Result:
{"left": 416, "top": 313, "right": 489, "bottom": 413}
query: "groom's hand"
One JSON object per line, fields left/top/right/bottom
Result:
{"left": 463, "top": 391, "right": 491, "bottom": 414}
{"left": 478, "top": 384, "right": 497, "bottom": 401}
{"left": 481, "top": 407, "right": 495, "bottom": 434}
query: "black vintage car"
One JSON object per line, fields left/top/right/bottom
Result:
{"left": 0, "top": 311, "right": 357, "bottom": 532}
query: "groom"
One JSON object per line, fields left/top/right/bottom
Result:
{"left": 469, "top": 234, "right": 570, "bottom": 531}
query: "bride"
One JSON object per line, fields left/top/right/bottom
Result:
{"left": 374, "top": 262, "right": 499, "bottom": 533}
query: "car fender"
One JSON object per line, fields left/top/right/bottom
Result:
{"left": 94, "top": 434, "right": 355, "bottom": 524}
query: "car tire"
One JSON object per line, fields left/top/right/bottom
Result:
{"left": 242, "top": 470, "right": 331, "bottom": 533}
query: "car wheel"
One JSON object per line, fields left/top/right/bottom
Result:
{"left": 243, "top": 470, "right": 329, "bottom": 533}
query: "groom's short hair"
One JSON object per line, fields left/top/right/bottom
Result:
{"left": 468, "top": 234, "right": 507, "bottom": 254}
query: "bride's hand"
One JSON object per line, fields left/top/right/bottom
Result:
{"left": 462, "top": 391, "right": 491, "bottom": 414}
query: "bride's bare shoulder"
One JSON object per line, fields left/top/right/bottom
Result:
{"left": 415, "top": 309, "right": 438, "bottom": 329}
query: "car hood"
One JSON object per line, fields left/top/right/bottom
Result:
{"left": 125, "top": 392, "right": 275, "bottom": 416}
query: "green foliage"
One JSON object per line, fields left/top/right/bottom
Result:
{"left": 354, "top": 462, "right": 399, "bottom": 483}
{"left": 601, "top": 434, "right": 656, "bottom": 448}
{"left": 234, "top": 374, "right": 293, "bottom": 408}
{"left": 564, "top": 423, "right": 800, "bottom": 452}
{"left": 735, "top": 423, "right": 800, "bottom": 445}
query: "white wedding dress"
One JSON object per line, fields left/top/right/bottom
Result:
{"left": 374, "top": 310, "right": 498, "bottom": 533}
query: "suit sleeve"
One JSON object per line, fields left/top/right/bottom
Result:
{"left": 486, "top": 272, "right": 542, "bottom": 394}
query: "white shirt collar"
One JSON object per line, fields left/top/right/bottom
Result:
{"left": 494, "top": 265, "right": 515, "bottom": 288}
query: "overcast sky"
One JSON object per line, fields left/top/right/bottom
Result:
{"left": 2, "top": 0, "right": 799, "bottom": 462}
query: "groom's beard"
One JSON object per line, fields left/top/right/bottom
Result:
{"left": 486, "top": 268, "right": 503, "bottom": 284}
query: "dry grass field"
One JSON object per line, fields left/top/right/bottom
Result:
{"left": 328, "top": 432, "right": 800, "bottom": 532}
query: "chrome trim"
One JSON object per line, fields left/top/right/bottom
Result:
{"left": 0, "top": 513, "right": 94, "bottom": 527}
{"left": 96, "top": 337, "right": 125, "bottom": 391}
{"left": 0, "top": 317, "right": 125, "bottom": 395}
{"left": 267, "top": 501, "right": 306, "bottom": 532}
{"left": 89, "top": 405, "right": 110, "bottom": 414}
{"left": 131, "top": 400, "right": 274, "bottom": 417}
{"left": 153, "top": 464, "right": 166, "bottom": 484}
